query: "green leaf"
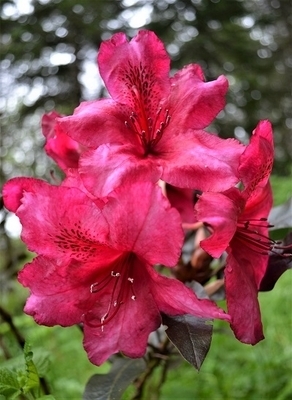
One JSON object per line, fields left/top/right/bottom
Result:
{"left": 1, "top": 348, "right": 51, "bottom": 377}
{"left": 162, "top": 313, "right": 213, "bottom": 371}
{"left": 0, "top": 368, "right": 21, "bottom": 398}
{"left": 32, "top": 350, "right": 51, "bottom": 377}
{"left": 23, "top": 342, "right": 40, "bottom": 394}
{"left": 37, "top": 396, "right": 56, "bottom": 400}
{"left": 83, "top": 357, "right": 146, "bottom": 400}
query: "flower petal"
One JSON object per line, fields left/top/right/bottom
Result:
{"left": 243, "top": 181, "right": 273, "bottom": 223}
{"left": 102, "top": 181, "right": 184, "bottom": 267}
{"left": 146, "top": 264, "right": 230, "bottom": 321}
{"left": 239, "top": 120, "right": 274, "bottom": 193}
{"left": 4, "top": 179, "right": 108, "bottom": 259}
{"left": 195, "top": 190, "right": 243, "bottom": 258}
{"left": 78, "top": 143, "right": 161, "bottom": 197}
{"left": 169, "top": 65, "right": 229, "bottom": 129}
{"left": 166, "top": 185, "right": 197, "bottom": 224}
{"left": 225, "top": 248, "right": 265, "bottom": 344}
{"left": 3, "top": 177, "right": 46, "bottom": 213}
{"left": 19, "top": 256, "right": 115, "bottom": 326}
{"left": 98, "top": 30, "right": 170, "bottom": 112}
{"left": 158, "top": 130, "right": 244, "bottom": 191}
{"left": 57, "top": 99, "right": 136, "bottom": 149}
{"left": 83, "top": 257, "right": 161, "bottom": 365}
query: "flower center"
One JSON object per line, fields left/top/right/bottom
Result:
{"left": 125, "top": 105, "right": 171, "bottom": 155}
{"left": 83, "top": 253, "right": 136, "bottom": 330}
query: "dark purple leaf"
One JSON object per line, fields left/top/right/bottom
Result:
{"left": 82, "top": 357, "right": 146, "bottom": 400}
{"left": 260, "top": 232, "right": 292, "bottom": 291}
{"left": 269, "top": 198, "right": 292, "bottom": 230}
{"left": 161, "top": 313, "right": 213, "bottom": 370}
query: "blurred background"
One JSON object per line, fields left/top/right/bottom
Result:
{"left": 0, "top": 1, "right": 291, "bottom": 398}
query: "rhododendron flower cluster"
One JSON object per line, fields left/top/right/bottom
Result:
{"left": 2, "top": 30, "right": 278, "bottom": 366}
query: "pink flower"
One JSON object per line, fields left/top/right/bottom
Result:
{"left": 165, "top": 185, "right": 198, "bottom": 224}
{"left": 3, "top": 178, "right": 229, "bottom": 365}
{"left": 194, "top": 120, "right": 274, "bottom": 344}
{"left": 57, "top": 30, "right": 244, "bottom": 197}
{"left": 42, "top": 111, "right": 84, "bottom": 171}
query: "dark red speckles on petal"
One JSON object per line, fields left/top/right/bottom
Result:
{"left": 51, "top": 221, "right": 103, "bottom": 262}
{"left": 121, "top": 61, "right": 157, "bottom": 116}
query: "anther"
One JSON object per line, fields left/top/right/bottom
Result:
{"left": 131, "top": 295, "right": 136, "bottom": 301}
{"left": 128, "top": 277, "right": 134, "bottom": 283}
{"left": 111, "top": 271, "right": 121, "bottom": 277}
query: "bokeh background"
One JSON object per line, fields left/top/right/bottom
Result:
{"left": 0, "top": 0, "right": 291, "bottom": 399}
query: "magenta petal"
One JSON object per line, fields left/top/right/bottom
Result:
{"left": 83, "top": 259, "right": 161, "bottom": 365}
{"left": 83, "top": 255, "right": 228, "bottom": 366}
{"left": 158, "top": 130, "right": 244, "bottom": 191}
{"left": 6, "top": 179, "right": 108, "bottom": 258}
{"left": 57, "top": 99, "right": 135, "bottom": 149}
{"left": 98, "top": 30, "right": 170, "bottom": 110}
{"left": 169, "top": 65, "right": 229, "bottom": 129}
{"left": 79, "top": 144, "right": 161, "bottom": 197}
{"left": 146, "top": 265, "right": 230, "bottom": 321}
{"left": 166, "top": 185, "right": 196, "bottom": 224}
{"left": 3, "top": 177, "right": 47, "bottom": 213}
{"left": 62, "top": 169, "right": 105, "bottom": 209}
{"left": 239, "top": 120, "right": 274, "bottom": 193}
{"left": 42, "top": 111, "right": 61, "bottom": 140}
{"left": 242, "top": 181, "right": 273, "bottom": 224}
{"left": 18, "top": 257, "right": 98, "bottom": 326}
{"left": 103, "top": 181, "right": 184, "bottom": 267}
{"left": 225, "top": 249, "right": 264, "bottom": 344}
{"left": 195, "top": 190, "right": 242, "bottom": 258}
{"left": 42, "top": 111, "right": 82, "bottom": 170}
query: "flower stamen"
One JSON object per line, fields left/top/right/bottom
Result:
{"left": 84, "top": 256, "right": 138, "bottom": 330}
{"left": 125, "top": 108, "right": 171, "bottom": 154}
{"left": 236, "top": 218, "right": 292, "bottom": 256}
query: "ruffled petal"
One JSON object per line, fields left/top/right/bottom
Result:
{"left": 57, "top": 99, "right": 136, "bottom": 149}
{"left": 239, "top": 120, "right": 274, "bottom": 193}
{"left": 242, "top": 181, "right": 273, "bottom": 222}
{"left": 166, "top": 185, "right": 196, "bottom": 224}
{"left": 146, "top": 264, "right": 230, "bottom": 321}
{"left": 98, "top": 30, "right": 170, "bottom": 112}
{"left": 19, "top": 255, "right": 119, "bottom": 326}
{"left": 4, "top": 179, "right": 108, "bottom": 259}
{"left": 78, "top": 144, "right": 161, "bottom": 197}
{"left": 83, "top": 257, "right": 161, "bottom": 365}
{"left": 3, "top": 177, "right": 48, "bottom": 213}
{"left": 42, "top": 111, "right": 82, "bottom": 170}
{"left": 169, "top": 65, "right": 228, "bottom": 129}
{"left": 225, "top": 247, "right": 265, "bottom": 344}
{"left": 195, "top": 190, "right": 243, "bottom": 258}
{"left": 157, "top": 130, "right": 244, "bottom": 191}
{"left": 102, "top": 181, "right": 184, "bottom": 266}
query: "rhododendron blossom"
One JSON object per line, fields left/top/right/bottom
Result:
{"left": 58, "top": 30, "right": 244, "bottom": 197}
{"left": 2, "top": 27, "right": 284, "bottom": 377}
{"left": 3, "top": 178, "right": 229, "bottom": 365}
{"left": 194, "top": 120, "right": 275, "bottom": 344}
